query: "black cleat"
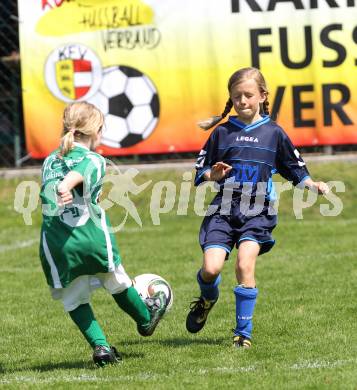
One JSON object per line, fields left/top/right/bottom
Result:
{"left": 137, "top": 291, "right": 167, "bottom": 337}
{"left": 92, "top": 345, "right": 122, "bottom": 367}
{"left": 186, "top": 296, "right": 217, "bottom": 333}
{"left": 233, "top": 335, "right": 252, "bottom": 349}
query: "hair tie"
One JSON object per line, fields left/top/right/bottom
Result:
{"left": 68, "top": 128, "right": 75, "bottom": 135}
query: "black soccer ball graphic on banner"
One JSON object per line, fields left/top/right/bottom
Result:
{"left": 88, "top": 66, "right": 160, "bottom": 148}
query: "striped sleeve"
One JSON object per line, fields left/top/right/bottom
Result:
{"left": 275, "top": 128, "right": 310, "bottom": 186}
{"left": 71, "top": 152, "right": 106, "bottom": 192}
{"left": 194, "top": 129, "right": 218, "bottom": 186}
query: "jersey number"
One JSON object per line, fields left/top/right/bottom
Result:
{"left": 59, "top": 190, "right": 90, "bottom": 227}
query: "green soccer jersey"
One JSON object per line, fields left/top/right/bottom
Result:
{"left": 39, "top": 143, "right": 121, "bottom": 289}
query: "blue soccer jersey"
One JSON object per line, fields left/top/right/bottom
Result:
{"left": 195, "top": 115, "right": 310, "bottom": 256}
{"left": 195, "top": 115, "right": 310, "bottom": 199}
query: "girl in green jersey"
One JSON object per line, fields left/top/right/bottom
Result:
{"left": 40, "top": 102, "right": 167, "bottom": 367}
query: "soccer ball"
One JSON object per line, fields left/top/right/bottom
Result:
{"left": 132, "top": 273, "right": 173, "bottom": 312}
{"left": 88, "top": 65, "right": 160, "bottom": 148}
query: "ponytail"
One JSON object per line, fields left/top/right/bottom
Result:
{"left": 197, "top": 98, "right": 233, "bottom": 131}
{"left": 58, "top": 130, "right": 74, "bottom": 158}
{"left": 262, "top": 99, "right": 270, "bottom": 115}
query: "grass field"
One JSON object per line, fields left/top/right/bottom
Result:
{"left": 1, "top": 161, "right": 356, "bottom": 389}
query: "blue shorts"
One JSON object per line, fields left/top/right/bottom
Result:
{"left": 199, "top": 209, "right": 277, "bottom": 257}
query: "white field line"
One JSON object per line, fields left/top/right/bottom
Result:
{"left": 0, "top": 359, "right": 355, "bottom": 385}
{"left": 212, "top": 365, "right": 257, "bottom": 373}
{"left": 290, "top": 359, "right": 352, "bottom": 369}
{"left": 0, "top": 373, "right": 162, "bottom": 385}
{"left": 0, "top": 238, "right": 39, "bottom": 253}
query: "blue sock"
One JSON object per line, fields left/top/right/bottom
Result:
{"left": 233, "top": 285, "right": 258, "bottom": 339}
{"left": 197, "top": 270, "right": 221, "bottom": 301}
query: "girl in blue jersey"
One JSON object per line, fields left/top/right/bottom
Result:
{"left": 186, "top": 67, "right": 329, "bottom": 348}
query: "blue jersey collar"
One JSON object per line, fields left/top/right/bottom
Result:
{"left": 228, "top": 115, "right": 270, "bottom": 132}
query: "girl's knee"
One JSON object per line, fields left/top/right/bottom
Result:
{"left": 236, "top": 257, "right": 255, "bottom": 274}
{"left": 201, "top": 267, "right": 221, "bottom": 282}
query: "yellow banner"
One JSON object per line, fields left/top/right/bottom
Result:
{"left": 18, "top": 0, "right": 357, "bottom": 158}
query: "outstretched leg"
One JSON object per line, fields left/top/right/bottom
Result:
{"left": 102, "top": 265, "right": 167, "bottom": 336}
{"left": 112, "top": 286, "right": 167, "bottom": 336}
{"left": 112, "top": 286, "right": 150, "bottom": 325}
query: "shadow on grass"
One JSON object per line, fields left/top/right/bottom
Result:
{"left": 0, "top": 360, "right": 94, "bottom": 374}
{"left": 23, "top": 361, "right": 94, "bottom": 372}
{"left": 1, "top": 351, "right": 146, "bottom": 374}
{"left": 123, "top": 337, "right": 225, "bottom": 347}
{"left": 1, "top": 338, "right": 224, "bottom": 374}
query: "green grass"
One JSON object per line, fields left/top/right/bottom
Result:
{"left": 1, "top": 161, "right": 357, "bottom": 389}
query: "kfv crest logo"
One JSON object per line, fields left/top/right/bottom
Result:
{"left": 45, "top": 44, "right": 102, "bottom": 102}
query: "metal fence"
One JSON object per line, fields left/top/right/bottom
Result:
{"left": 0, "top": 0, "right": 24, "bottom": 167}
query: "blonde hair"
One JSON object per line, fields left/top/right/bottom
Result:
{"left": 59, "top": 101, "right": 104, "bottom": 157}
{"left": 198, "top": 67, "right": 270, "bottom": 130}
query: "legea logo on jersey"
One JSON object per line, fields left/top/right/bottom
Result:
{"left": 236, "top": 136, "right": 259, "bottom": 143}
{"left": 44, "top": 44, "right": 102, "bottom": 102}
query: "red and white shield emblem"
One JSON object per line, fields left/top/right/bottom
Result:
{"left": 45, "top": 44, "right": 102, "bottom": 102}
